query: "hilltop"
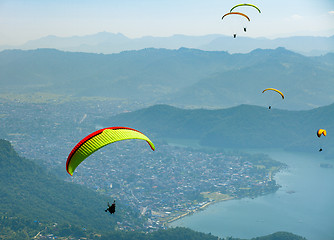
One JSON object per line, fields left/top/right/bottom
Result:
{"left": 100, "top": 103, "right": 334, "bottom": 157}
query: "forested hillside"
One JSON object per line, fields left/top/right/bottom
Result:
{"left": 0, "top": 139, "right": 144, "bottom": 238}
{"left": 101, "top": 104, "right": 334, "bottom": 157}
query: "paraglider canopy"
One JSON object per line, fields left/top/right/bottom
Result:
{"left": 317, "top": 129, "right": 327, "bottom": 138}
{"left": 230, "top": 4, "right": 261, "bottom": 13}
{"left": 317, "top": 129, "right": 327, "bottom": 152}
{"left": 222, "top": 12, "right": 251, "bottom": 21}
{"left": 222, "top": 12, "right": 251, "bottom": 38}
{"left": 262, "top": 88, "right": 285, "bottom": 99}
{"left": 66, "top": 127, "right": 155, "bottom": 176}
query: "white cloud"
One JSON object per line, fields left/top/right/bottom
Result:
{"left": 291, "top": 14, "right": 303, "bottom": 20}
{"left": 328, "top": 11, "right": 334, "bottom": 15}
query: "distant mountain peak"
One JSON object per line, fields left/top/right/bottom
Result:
{"left": 1, "top": 32, "right": 333, "bottom": 56}
{"left": 250, "top": 47, "right": 297, "bottom": 55}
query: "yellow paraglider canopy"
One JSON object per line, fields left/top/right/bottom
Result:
{"left": 262, "top": 88, "right": 285, "bottom": 99}
{"left": 317, "top": 129, "right": 327, "bottom": 138}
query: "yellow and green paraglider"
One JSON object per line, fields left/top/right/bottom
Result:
{"left": 229, "top": 4, "right": 260, "bottom": 34}
{"left": 230, "top": 4, "right": 261, "bottom": 13}
{"left": 262, "top": 88, "right": 284, "bottom": 109}
{"left": 66, "top": 127, "right": 155, "bottom": 175}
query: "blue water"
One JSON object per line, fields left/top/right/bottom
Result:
{"left": 170, "top": 150, "right": 334, "bottom": 240}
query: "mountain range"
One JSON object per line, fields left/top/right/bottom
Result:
{"left": 1, "top": 32, "right": 333, "bottom": 56}
{"left": 100, "top": 104, "right": 334, "bottom": 158}
{"left": 1, "top": 47, "right": 334, "bottom": 110}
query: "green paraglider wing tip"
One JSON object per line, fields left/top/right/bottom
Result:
{"left": 230, "top": 4, "right": 261, "bottom": 13}
{"left": 66, "top": 127, "right": 155, "bottom": 176}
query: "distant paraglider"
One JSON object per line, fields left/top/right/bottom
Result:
{"left": 317, "top": 129, "right": 327, "bottom": 138}
{"left": 66, "top": 127, "right": 155, "bottom": 176}
{"left": 222, "top": 12, "right": 251, "bottom": 21}
{"left": 317, "top": 129, "right": 327, "bottom": 152}
{"left": 230, "top": 4, "right": 260, "bottom": 33}
{"left": 230, "top": 4, "right": 261, "bottom": 14}
{"left": 262, "top": 88, "right": 284, "bottom": 99}
{"left": 222, "top": 12, "right": 250, "bottom": 38}
{"left": 262, "top": 88, "right": 284, "bottom": 109}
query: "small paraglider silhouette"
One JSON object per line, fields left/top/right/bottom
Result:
{"left": 105, "top": 200, "right": 116, "bottom": 214}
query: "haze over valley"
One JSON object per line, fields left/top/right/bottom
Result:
{"left": 1, "top": 1, "right": 334, "bottom": 239}
{"left": 1, "top": 47, "right": 334, "bottom": 110}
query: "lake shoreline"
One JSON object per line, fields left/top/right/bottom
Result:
{"left": 166, "top": 196, "right": 235, "bottom": 225}
{"left": 169, "top": 150, "right": 334, "bottom": 240}
{"left": 163, "top": 141, "right": 285, "bottom": 227}
{"left": 165, "top": 183, "right": 283, "bottom": 226}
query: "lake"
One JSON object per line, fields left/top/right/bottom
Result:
{"left": 169, "top": 149, "right": 334, "bottom": 240}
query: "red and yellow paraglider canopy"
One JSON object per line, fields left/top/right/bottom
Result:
{"left": 317, "top": 129, "right": 327, "bottom": 138}
{"left": 66, "top": 127, "right": 155, "bottom": 176}
{"left": 222, "top": 12, "right": 251, "bottom": 22}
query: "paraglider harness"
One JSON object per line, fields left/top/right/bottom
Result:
{"left": 105, "top": 200, "right": 116, "bottom": 214}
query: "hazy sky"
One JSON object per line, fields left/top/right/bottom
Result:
{"left": 0, "top": 0, "right": 333, "bottom": 45}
